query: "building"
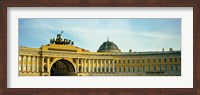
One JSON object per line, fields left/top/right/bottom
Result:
{"left": 19, "top": 32, "right": 181, "bottom": 76}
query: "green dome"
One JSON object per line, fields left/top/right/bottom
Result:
{"left": 97, "top": 40, "right": 121, "bottom": 53}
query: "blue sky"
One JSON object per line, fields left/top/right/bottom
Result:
{"left": 19, "top": 18, "right": 181, "bottom": 52}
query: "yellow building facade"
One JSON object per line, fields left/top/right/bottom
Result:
{"left": 19, "top": 34, "right": 181, "bottom": 76}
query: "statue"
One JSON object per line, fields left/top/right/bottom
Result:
{"left": 68, "top": 40, "right": 71, "bottom": 45}
{"left": 50, "top": 38, "right": 55, "bottom": 44}
{"left": 66, "top": 39, "right": 68, "bottom": 45}
{"left": 55, "top": 31, "right": 63, "bottom": 44}
{"left": 49, "top": 31, "right": 75, "bottom": 46}
{"left": 56, "top": 40, "right": 59, "bottom": 44}
{"left": 57, "top": 31, "right": 63, "bottom": 39}
{"left": 63, "top": 39, "right": 67, "bottom": 45}
{"left": 71, "top": 41, "right": 74, "bottom": 45}
{"left": 52, "top": 38, "right": 55, "bottom": 44}
{"left": 50, "top": 39, "right": 52, "bottom": 43}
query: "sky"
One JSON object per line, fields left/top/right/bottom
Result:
{"left": 19, "top": 18, "right": 181, "bottom": 52}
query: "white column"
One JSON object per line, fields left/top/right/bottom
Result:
{"left": 36, "top": 56, "right": 39, "bottom": 72}
{"left": 81, "top": 59, "right": 83, "bottom": 73}
{"left": 22, "top": 55, "right": 25, "bottom": 72}
{"left": 108, "top": 60, "right": 110, "bottom": 72}
{"left": 25, "top": 56, "right": 28, "bottom": 72}
{"left": 18, "top": 55, "right": 21, "bottom": 72}
{"left": 42, "top": 57, "right": 44, "bottom": 73}
{"left": 96, "top": 60, "right": 99, "bottom": 72}
{"left": 112, "top": 60, "right": 115, "bottom": 72}
{"left": 20, "top": 55, "right": 24, "bottom": 72}
{"left": 76, "top": 58, "right": 79, "bottom": 73}
{"left": 20, "top": 56, "right": 22, "bottom": 72}
{"left": 31, "top": 56, "right": 35, "bottom": 72}
{"left": 104, "top": 60, "right": 106, "bottom": 72}
{"left": 92, "top": 59, "right": 94, "bottom": 72}
{"left": 26, "top": 56, "right": 30, "bottom": 72}
{"left": 19, "top": 56, "right": 21, "bottom": 72}
{"left": 88, "top": 59, "right": 91, "bottom": 72}
{"left": 100, "top": 59, "right": 102, "bottom": 72}
{"left": 47, "top": 57, "right": 50, "bottom": 73}
{"left": 84, "top": 59, "right": 86, "bottom": 72}
{"left": 34, "top": 56, "right": 36, "bottom": 72}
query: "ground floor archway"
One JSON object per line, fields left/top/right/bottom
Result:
{"left": 50, "top": 59, "right": 75, "bottom": 76}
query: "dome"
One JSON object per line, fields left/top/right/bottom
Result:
{"left": 97, "top": 39, "right": 121, "bottom": 53}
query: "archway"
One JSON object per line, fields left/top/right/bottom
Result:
{"left": 50, "top": 59, "right": 75, "bottom": 76}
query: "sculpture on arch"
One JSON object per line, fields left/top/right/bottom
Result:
{"left": 50, "top": 31, "right": 75, "bottom": 45}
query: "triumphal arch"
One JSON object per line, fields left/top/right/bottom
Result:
{"left": 19, "top": 32, "right": 181, "bottom": 76}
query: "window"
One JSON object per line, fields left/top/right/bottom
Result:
{"left": 170, "top": 65, "right": 173, "bottom": 71}
{"left": 132, "top": 67, "right": 135, "bottom": 72}
{"left": 128, "top": 60, "right": 130, "bottom": 64}
{"left": 115, "top": 60, "right": 117, "bottom": 64}
{"left": 159, "top": 59, "right": 161, "bottom": 63}
{"left": 142, "top": 59, "right": 144, "bottom": 63}
{"left": 115, "top": 67, "right": 117, "bottom": 72}
{"left": 137, "top": 67, "right": 140, "bottom": 72}
{"left": 119, "top": 60, "right": 121, "bottom": 64}
{"left": 124, "top": 60, "right": 126, "bottom": 64}
{"left": 98, "top": 67, "right": 100, "bottom": 72}
{"left": 124, "top": 67, "right": 126, "bottom": 72}
{"left": 142, "top": 66, "right": 145, "bottom": 72}
{"left": 153, "top": 59, "right": 156, "bottom": 63}
{"left": 148, "top": 59, "right": 150, "bottom": 63}
{"left": 119, "top": 67, "right": 121, "bottom": 72}
{"left": 164, "top": 65, "right": 168, "bottom": 71}
{"left": 175, "top": 65, "right": 178, "bottom": 71}
{"left": 137, "top": 60, "right": 139, "bottom": 63}
{"left": 107, "top": 67, "right": 109, "bottom": 72}
{"left": 164, "top": 58, "right": 167, "bottom": 63}
{"left": 102, "top": 67, "right": 104, "bottom": 72}
{"left": 86, "top": 67, "right": 88, "bottom": 72}
{"left": 170, "top": 58, "right": 172, "bottom": 62}
{"left": 128, "top": 67, "right": 130, "bottom": 72}
{"left": 175, "top": 58, "right": 177, "bottom": 62}
{"left": 154, "top": 66, "right": 156, "bottom": 71}
{"left": 110, "top": 67, "right": 112, "bottom": 72}
{"left": 148, "top": 66, "right": 150, "bottom": 72}
{"left": 159, "top": 65, "right": 162, "bottom": 71}
{"left": 94, "top": 67, "right": 96, "bottom": 72}
{"left": 132, "top": 60, "right": 134, "bottom": 63}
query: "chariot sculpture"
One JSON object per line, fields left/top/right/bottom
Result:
{"left": 50, "top": 31, "right": 74, "bottom": 45}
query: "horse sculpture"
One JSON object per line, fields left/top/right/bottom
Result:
{"left": 50, "top": 31, "right": 74, "bottom": 45}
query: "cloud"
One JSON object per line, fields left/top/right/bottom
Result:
{"left": 19, "top": 18, "right": 181, "bottom": 52}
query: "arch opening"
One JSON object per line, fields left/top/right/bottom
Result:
{"left": 50, "top": 59, "right": 75, "bottom": 76}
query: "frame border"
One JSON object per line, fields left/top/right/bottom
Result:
{"left": 0, "top": 0, "right": 199, "bottom": 95}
